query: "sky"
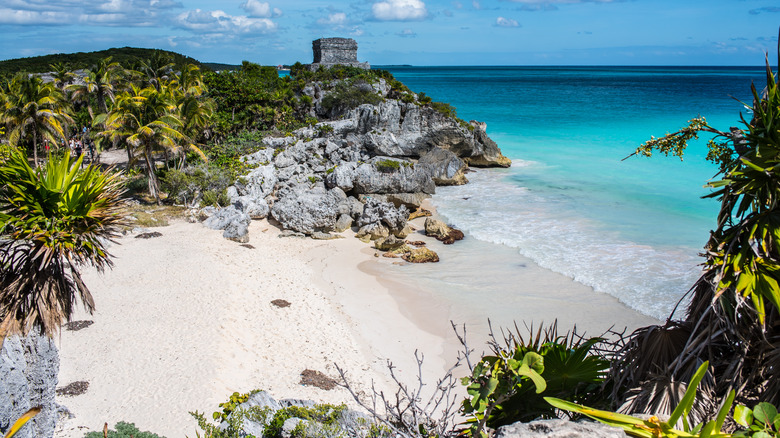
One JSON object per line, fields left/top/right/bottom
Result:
{"left": 0, "top": 0, "right": 778, "bottom": 66}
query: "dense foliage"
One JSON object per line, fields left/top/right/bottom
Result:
{"left": 0, "top": 47, "right": 202, "bottom": 77}
{"left": 0, "top": 149, "right": 126, "bottom": 337}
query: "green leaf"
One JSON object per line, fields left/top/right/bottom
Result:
{"left": 516, "top": 364, "right": 547, "bottom": 393}
{"left": 668, "top": 361, "right": 709, "bottom": 428}
{"left": 734, "top": 405, "right": 753, "bottom": 427}
{"left": 714, "top": 390, "right": 735, "bottom": 431}
{"left": 522, "top": 351, "right": 545, "bottom": 374}
{"left": 753, "top": 403, "right": 777, "bottom": 425}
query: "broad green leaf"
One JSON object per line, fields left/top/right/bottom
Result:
{"left": 753, "top": 403, "right": 777, "bottom": 425}
{"left": 733, "top": 405, "right": 753, "bottom": 427}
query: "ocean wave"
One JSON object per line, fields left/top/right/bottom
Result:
{"left": 433, "top": 169, "right": 702, "bottom": 320}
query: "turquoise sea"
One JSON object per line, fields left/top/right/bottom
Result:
{"left": 380, "top": 66, "right": 767, "bottom": 321}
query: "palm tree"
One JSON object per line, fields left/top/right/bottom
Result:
{"left": 68, "top": 56, "right": 123, "bottom": 117}
{"left": 0, "top": 147, "right": 126, "bottom": 338}
{"left": 608, "top": 52, "right": 780, "bottom": 421}
{"left": 1, "top": 74, "right": 73, "bottom": 167}
{"left": 102, "top": 83, "right": 190, "bottom": 203}
{"left": 49, "top": 62, "right": 75, "bottom": 92}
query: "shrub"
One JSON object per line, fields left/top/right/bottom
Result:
{"left": 321, "top": 80, "right": 382, "bottom": 116}
{"left": 374, "top": 159, "right": 401, "bottom": 173}
{"left": 84, "top": 421, "right": 165, "bottom": 438}
{"left": 430, "top": 101, "right": 457, "bottom": 118}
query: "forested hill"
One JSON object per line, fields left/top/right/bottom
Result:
{"left": 0, "top": 47, "right": 204, "bottom": 76}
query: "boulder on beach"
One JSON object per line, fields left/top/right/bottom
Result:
{"left": 424, "top": 217, "right": 464, "bottom": 244}
{"left": 402, "top": 247, "right": 440, "bottom": 263}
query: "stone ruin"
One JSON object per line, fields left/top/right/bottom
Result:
{"left": 309, "top": 38, "right": 370, "bottom": 70}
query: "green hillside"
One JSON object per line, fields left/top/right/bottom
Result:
{"left": 0, "top": 47, "right": 204, "bottom": 76}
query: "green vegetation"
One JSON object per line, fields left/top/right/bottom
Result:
{"left": 191, "top": 392, "right": 354, "bottom": 438}
{"left": 320, "top": 80, "right": 383, "bottom": 116}
{"left": 607, "top": 51, "right": 780, "bottom": 420}
{"left": 734, "top": 403, "right": 780, "bottom": 437}
{"left": 0, "top": 148, "right": 127, "bottom": 338}
{"left": 0, "top": 47, "right": 202, "bottom": 76}
{"left": 374, "top": 159, "right": 401, "bottom": 172}
{"left": 85, "top": 421, "right": 166, "bottom": 438}
{"left": 459, "top": 324, "right": 609, "bottom": 437}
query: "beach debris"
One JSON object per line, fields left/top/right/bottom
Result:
{"left": 241, "top": 243, "right": 255, "bottom": 249}
{"left": 271, "top": 299, "right": 291, "bottom": 308}
{"left": 409, "top": 208, "right": 432, "bottom": 220}
{"left": 135, "top": 231, "right": 162, "bottom": 239}
{"left": 424, "top": 218, "right": 464, "bottom": 244}
{"left": 402, "top": 247, "right": 440, "bottom": 263}
{"left": 56, "top": 381, "right": 89, "bottom": 397}
{"left": 406, "top": 240, "right": 426, "bottom": 247}
{"left": 383, "top": 252, "right": 399, "bottom": 258}
{"left": 299, "top": 369, "right": 338, "bottom": 391}
{"left": 63, "top": 320, "right": 94, "bottom": 331}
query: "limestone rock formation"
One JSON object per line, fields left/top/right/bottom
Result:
{"left": 424, "top": 218, "right": 464, "bottom": 244}
{"left": 494, "top": 419, "right": 626, "bottom": 438}
{"left": 402, "top": 247, "right": 440, "bottom": 263}
{"left": 0, "top": 330, "right": 59, "bottom": 438}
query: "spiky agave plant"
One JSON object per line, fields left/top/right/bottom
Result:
{"left": 0, "top": 148, "right": 127, "bottom": 338}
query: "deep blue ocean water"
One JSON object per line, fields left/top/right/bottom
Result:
{"left": 380, "top": 66, "right": 767, "bottom": 319}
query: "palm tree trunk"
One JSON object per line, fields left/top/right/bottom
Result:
{"left": 143, "top": 145, "right": 161, "bottom": 205}
{"left": 32, "top": 131, "right": 39, "bottom": 168}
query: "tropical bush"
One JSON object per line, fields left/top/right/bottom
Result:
{"left": 320, "top": 80, "right": 383, "bottom": 117}
{"left": 547, "top": 361, "right": 737, "bottom": 438}
{"left": 84, "top": 421, "right": 165, "bottom": 438}
{"left": 459, "top": 323, "right": 609, "bottom": 437}
{"left": 0, "top": 149, "right": 126, "bottom": 337}
{"left": 607, "top": 50, "right": 780, "bottom": 419}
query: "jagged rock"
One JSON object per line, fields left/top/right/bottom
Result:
{"left": 218, "top": 391, "right": 280, "bottom": 437}
{"left": 333, "top": 214, "right": 353, "bottom": 232}
{"left": 311, "top": 232, "right": 343, "bottom": 240}
{"left": 424, "top": 217, "right": 464, "bottom": 244}
{"left": 466, "top": 121, "right": 512, "bottom": 167}
{"left": 234, "top": 196, "right": 270, "bottom": 219}
{"left": 203, "top": 206, "right": 251, "bottom": 242}
{"left": 241, "top": 148, "right": 275, "bottom": 165}
{"left": 0, "top": 329, "right": 59, "bottom": 438}
{"left": 419, "top": 147, "right": 468, "bottom": 185}
{"left": 356, "top": 222, "right": 389, "bottom": 241}
{"left": 402, "top": 247, "right": 439, "bottom": 263}
{"left": 351, "top": 159, "right": 436, "bottom": 195}
{"left": 234, "top": 165, "right": 278, "bottom": 199}
{"left": 271, "top": 186, "right": 342, "bottom": 235}
{"left": 409, "top": 208, "right": 433, "bottom": 220}
{"left": 358, "top": 198, "right": 409, "bottom": 240}
{"left": 374, "top": 235, "right": 406, "bottom": 251}
{"left": 224, "top": 220, "right": 250, "bottom": 243}
{"left": 358, "top": 193, "right": 430, "bottom": 210}
{"left": 494, "top": 419, "right": 625, "bottom": 438}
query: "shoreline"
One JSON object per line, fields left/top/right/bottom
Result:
{"left": 54, "top": 206, "right": 659, "bottom": 437}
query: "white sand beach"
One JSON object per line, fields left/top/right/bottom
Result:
{"left": 54, "top": 212, "right": 659, "bottom": 438}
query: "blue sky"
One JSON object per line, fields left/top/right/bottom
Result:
{"left": 0, "top": 0, "right": 778, "bottom": 66}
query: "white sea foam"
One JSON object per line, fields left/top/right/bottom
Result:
{"left": 433, "top": 169, "right": 702, "bottom": 320}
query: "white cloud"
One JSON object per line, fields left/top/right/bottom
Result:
{"left": 0, "top": 0, "right": 183, "bottom": 26}
{"left": 372, "top": 0, "right": 428, "bottom": 21}
{"left": 495, "top": 16, "right": 519, "bottom": 27}
{"left": 396, "top": 28, "right": 416, "bottom": 37}
{"left": 472, "top": 0, "right": 481, "bottom": 9}
{"left": 239, "top": 0, "right": 281, "bottom": 18}
{"left": 317, "top": 12, "right": 347, "bottom": 26}
{"left": 176, "top": 9, "right": 277, "bottom": 35}
{"left": 0, "top": 8, "right": 68, "bottom": 25}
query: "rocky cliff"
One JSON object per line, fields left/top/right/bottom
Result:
{"left": 0, "top": 331, "right": 60, "bottom": 438}
{"left": 202, "top": 76, "right": 510, "bottom": 243}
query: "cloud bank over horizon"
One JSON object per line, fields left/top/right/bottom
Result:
{"left": 0, "top": 0, "right": 778, "bottom": 66}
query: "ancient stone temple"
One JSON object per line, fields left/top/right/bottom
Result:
{"left": 309, "top": 38, "right": 370, "bottom": 70}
